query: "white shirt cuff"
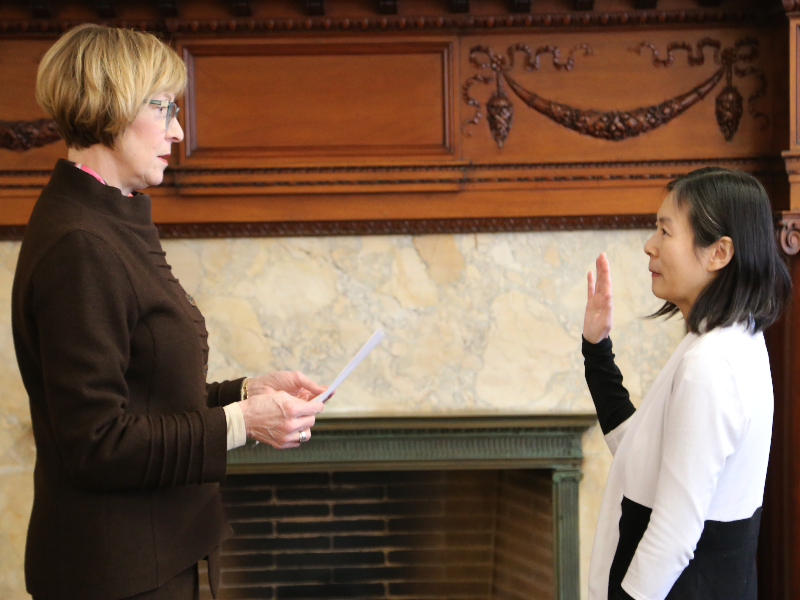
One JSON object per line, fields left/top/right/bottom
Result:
{"left": 223, "top": 402, "right": 247, "bottom": 450}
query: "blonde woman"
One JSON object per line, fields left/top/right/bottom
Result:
{"left": 12, "top": 24, "right": 326, "bottom": 600}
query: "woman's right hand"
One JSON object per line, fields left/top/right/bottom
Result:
{"left": 583, "top": 252, "right": 613, "bottom": 344}
{"left": 238, "top": 389, "right": 324, "bottom": 449}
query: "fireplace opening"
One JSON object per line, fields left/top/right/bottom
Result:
{"left": 201, "top": 469, "right": 554, "bottom": 600}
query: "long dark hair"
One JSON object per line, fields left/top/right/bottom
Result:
{"left": 650, "top": 167, "right": 791, "bottom": 333}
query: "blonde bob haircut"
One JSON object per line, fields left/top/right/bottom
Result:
{"left": 36, "top": 24, "right": 187, "bottom": 149}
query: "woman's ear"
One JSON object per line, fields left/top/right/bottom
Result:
{"left": 707, "top": 236, "right": 734, "bottom": 272}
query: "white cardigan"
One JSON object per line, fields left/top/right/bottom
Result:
{"left": 588, "top": 323, "right": 774, "bottom": 600}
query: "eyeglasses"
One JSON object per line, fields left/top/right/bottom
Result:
{"left": 148, "top": 99, "right": 180, "bottom": 130}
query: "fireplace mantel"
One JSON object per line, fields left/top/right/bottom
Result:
{"left": 227, "top": 414, "right": 596, "bottom": 473}
{"left": 226, "top": 413, "right": 596, "bottom": 600}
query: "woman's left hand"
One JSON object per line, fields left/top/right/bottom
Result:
{"left": 583, "top": 252, "right": 613, "bottom": 344}
{"left": 247, "top": 371, "right": 327, "bottom": 401}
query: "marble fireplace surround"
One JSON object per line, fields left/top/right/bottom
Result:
{"left": 226, "top": 414, "right": 597, "bottom": 600}
{"left": 0, "top": 230, "right": 687, "bottom": 600}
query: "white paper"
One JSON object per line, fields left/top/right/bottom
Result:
{"left": 314, "top": 328, "right": 385, "bottom": 403}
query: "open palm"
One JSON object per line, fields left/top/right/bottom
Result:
{"left": 583, "top": 253, "right": 613, "bottom": 344}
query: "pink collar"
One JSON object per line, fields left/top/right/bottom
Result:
{"left": 73, "top": 162, "right": 134, "bottom": 197}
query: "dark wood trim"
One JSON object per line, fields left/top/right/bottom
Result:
{"left": 0, "top": 156, "right": 784, "bottom": 184}
{"left": 0, "top": 225, "right": 26, "bottom": 241}
{"left": 0, "top": 156, "right": 783, "bottom": 173}
{"left": 0, "top": 8, "right": 781, "bottom": 36}
{"left": 762, "top": 309, "right": 791, "bottom": 600}
{"left": 762, "top": 245, "right": 800, "bottom": 600}
{"left": 760, "top": 209, "right": 800, "bottom": 600}
{"left": 784, "top": 0, "right": 800, "bottom": 13}
{"left": 0, "top": 214, "right": 657, "bottom": 241}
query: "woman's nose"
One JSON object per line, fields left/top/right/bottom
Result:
{"left": 644, "top": 233, "right": 656, "bottom": 257}
{"left": 167, "top": 118, "right": 184, "bottom": 143}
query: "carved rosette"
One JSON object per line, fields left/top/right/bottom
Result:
{"left": 778, "top": 213, "right": 800, "bottom": 256}
{"left": 0, "top": 119, "right": 61, "bottom": 151}
{"left": 464, "top": 38, "right": 767, "bottom": 148}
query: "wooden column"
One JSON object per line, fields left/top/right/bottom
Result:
{"left": 763, "top": 213, "right": 800, "bottom": 600}
{"left": 764, "top": 7, "right": 800, "bottom": 599}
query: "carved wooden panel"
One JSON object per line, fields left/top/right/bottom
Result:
{"left": 460, "top": 29, "right": 777, "bottom": 165}
{"left": 0, "top": 3, "right": 790, "bottom": 230}
{"left": 179, "top": 40, "right": 455, "bottom": 165}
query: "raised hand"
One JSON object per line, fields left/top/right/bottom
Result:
{"left": 583, "top": 252, "right": 613, "bottom": 344}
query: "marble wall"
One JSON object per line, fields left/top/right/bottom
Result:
{"left": 0, "top": 230, "right": 685, "bottom": 600}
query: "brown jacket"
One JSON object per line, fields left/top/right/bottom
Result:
{"left": 12, "top": 160, "right": 239, "bottom": 600}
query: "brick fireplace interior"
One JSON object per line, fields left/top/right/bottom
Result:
{"left": 200, "top": 414, "right": 592, "bottom": 600}
{"left": 200, "top": 468, "right": 554, "bottom": 600}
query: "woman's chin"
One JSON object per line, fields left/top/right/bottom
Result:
{"left": 650, "top": 283, "right": 667, "bottom": 303}
{"left": 143, "top": 172, "right": 165, "bottom": 190}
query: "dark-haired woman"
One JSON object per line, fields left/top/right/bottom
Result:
{"left": 582, "top": 167, "right": 791, "bottom": 600}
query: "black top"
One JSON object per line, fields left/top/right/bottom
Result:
{"left": 582, "top": 336, "right": 635, "bottom": 435}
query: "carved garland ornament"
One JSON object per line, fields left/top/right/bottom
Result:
{"left": 0, "top": 118, "right": 61, "bottom": 151}
{"left": 463, "top": 38, "right": 768, "bottom": 148}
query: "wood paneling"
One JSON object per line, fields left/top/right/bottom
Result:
{"left": 0, "top": 1, "right": 791, "bottom": 233}
{"left": 181, "top": 40, "right": 454, "bottom": 163}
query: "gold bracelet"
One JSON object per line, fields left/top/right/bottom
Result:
{"left": 240, "top": 377, "right": 250, "bottom": 402}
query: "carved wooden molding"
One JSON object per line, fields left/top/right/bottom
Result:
{"left": 229, "top": 1, "right": 251, "bottom": 17}
{"left": 464, "top": 38, "right": 768, "bottom": 147}
{"left": 509, "top": 0, "right": 532, "bottom": 12}
{"left": 167, "top": 155, "right": 784, "bottom": 173}
{"left": 305, "top": 1, "right": 325, "bottom": 16}
{"left": 0, "top": 9, "right": 779, "bottom": 36}
{"left": 376, "top": 0, "right": 397, "bottom": 15}
{"left": 28, "top": 1, "right": 51, "bottom": 19}
{"left": 0, "top": 215, "right": 659, "bottom": 241}
{"left": 2, "top": 210, "right": 788, "bottom": 241}
{"left": 0, "top": 225, "right": 26, "bottom": 240}
{"left": 93, "top": 1, "right": 116, "bottom": 19}
{"left": 0, "top": 119, "right": 60, "bottom": 151}
{"left": 0, "top": 155, "right": 782, "bottom": 193}
{"left": 146, "top": 214, "right": 661, "bottom": 238}
{"left": 156, "top": 1, "right": 179, "bottom": 18}
{"left": 783, "top": 1, "right": 800, "bottom": 13}
{"left": 448, "top": 0, "right": 470, "bottom": 13}
{"left": 777, "top": 212, "right": 800, "bottom": 256}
